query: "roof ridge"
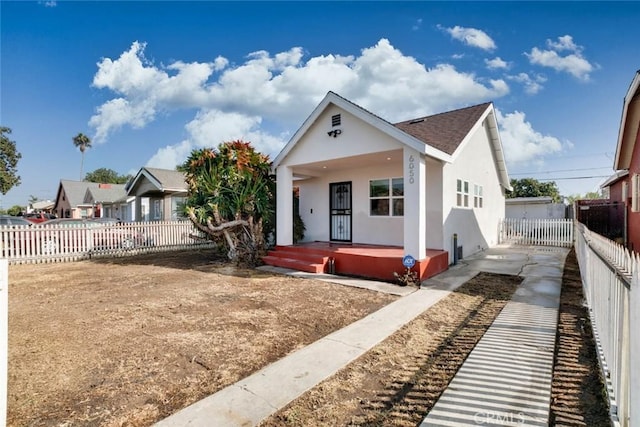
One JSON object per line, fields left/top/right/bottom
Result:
{"left": 394, "top": 101, "right": 493, "bottom": 125}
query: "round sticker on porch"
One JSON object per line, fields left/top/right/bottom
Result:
{"left": 402, "top": 255, "right": 416, "bottom": 268}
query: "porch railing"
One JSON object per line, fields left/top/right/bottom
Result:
{"left": 574, "top": 221, "right": 639, "bottom": 427}
{"left": 0, "top": 220, "right": 216, "bottom": 264}
{"left": 498, "top": 218, "right": 573, "bottom": 247}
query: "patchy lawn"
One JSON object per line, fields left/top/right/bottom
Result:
{"left": 258, "top": 250, "right": 612, "bottom": 427}
{"left": 7, "top": 249, "right": 397, "bottom": 427}
{"left": 259, "top": 272, "right": 522, "bottom": 426}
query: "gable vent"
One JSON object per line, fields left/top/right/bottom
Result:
{"left": 332, "top": 114, "right": 341, "bottom": 127}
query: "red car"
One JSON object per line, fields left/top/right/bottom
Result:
{"left": 25, "top": 212, "right": 57, "bottom": 224}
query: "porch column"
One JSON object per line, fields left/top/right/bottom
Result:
{"left": 403, "top": 147, "right": 426, "bottom": 259}
{"left": 276, "top": 166, "right": 294, "bottom": 246}
{"left": 134, "top": 196, "right": 142, "bottom": 222}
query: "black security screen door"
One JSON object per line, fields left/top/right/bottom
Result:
{"left": 330, "top": 182, "right": 352, "bottom": 242}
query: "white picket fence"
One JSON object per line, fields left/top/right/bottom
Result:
{"left": 499, "top": 217, "right": 574, "bottom": 247}
{"left": 574, "top": 222, "right": 639, "bottom": 427}
{"left": 0, "top": 220, "right": 216, "bottom": 264}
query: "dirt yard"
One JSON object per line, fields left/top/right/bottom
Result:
{"left": 7, "top": 249, "right": 397, "bottom": 426}
{"left": 259, "top": 272, "right": 523, "bottom": 426}
{"left": 258, "top": 249, "right": 612, "bottom": 427}
{"left": 7, "top": 247, "right": 612, "bottom": 427}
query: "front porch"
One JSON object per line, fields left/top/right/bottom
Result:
{"left": 262, "top": 242, "right": 449, "bottom": 282}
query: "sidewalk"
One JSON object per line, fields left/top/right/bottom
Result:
{"left": 155, "top": 245, "right": 568, "bottom": 427}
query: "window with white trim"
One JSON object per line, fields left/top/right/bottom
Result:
{"left": 474, "top": 184, "right": 484, "bottom": 208}
{"left": 622, "top": 181, "right": 628, "bottom": 202}
{"left": 370, "top": 178, "right": 404, "bottom": 216}
{"left": 632, "top": 174, "right": 640, "bottom": 212}
{"left": 456, "top": 179, "right": 470, "bottom": 207}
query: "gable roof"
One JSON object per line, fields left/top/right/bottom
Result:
{"left": 614, "top": 70, "right": 640, "bottom": 170}
{"left": 126, "top": 167, "right": 187, "bottom": 195}
{"left": 600, "top": 170, "right": 629, "bottom": 188}
{"left": 394, "top": 103, "right": 492, "bottom": 156}
{"left": 55, "top": 180, "right": 101, "bottom": 209}
{"left": 273, "top": 91, "right": 510, "bottom": 189}
{"left": 84, "top": 184, "right": 127, "bottom": 204}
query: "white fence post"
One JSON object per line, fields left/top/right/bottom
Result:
{"left": 631, "top": 261, "right": 640, "bottom": 427}
{"left": 0, "top": 259, "right": 8, "bottom": 427}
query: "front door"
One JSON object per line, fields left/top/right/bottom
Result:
{"left": 329, "top": 182, "right": 352, "bottom": 242}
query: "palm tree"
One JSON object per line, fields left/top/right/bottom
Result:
{"left": 72, "top": 133, "right": 92, "bottom": 180}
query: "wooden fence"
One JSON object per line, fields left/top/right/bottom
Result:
{"left": 0, "top": 220, "right": 216, "bottom": 264}
{"left": 499, "top": 218, "right": 574, "bottom": 247}
{"left": 574, "top": 222, "right": 639, "bottom": 427}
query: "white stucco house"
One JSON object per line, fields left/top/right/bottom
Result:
{"left": 265, "top": 92, "right": 511, "bottom": 281}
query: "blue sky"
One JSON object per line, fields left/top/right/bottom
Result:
{"left": 1, "top": 1, "right": 639, "bottom": 209}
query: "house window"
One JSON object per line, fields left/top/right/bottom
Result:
{"left": 474, "top": 184, "right": 484, "bottom": 208}
{"left": 370, "top": 178, "right": 404, "bottom": 216}
{"left": 456, "top": 179, "right": 470, "bottom": 207}
{"left": 332, "top": 114, "right": 341, "bottom": 127}
{"left": 153, "top": 199, "right": 162, "bottom": 220}
{"left": 171, "top": 196, "right": 187, "bottom": 220}
{"left": 632, "top": 174, "right": 640, "bottom": 212}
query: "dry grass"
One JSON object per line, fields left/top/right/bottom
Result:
{"left": 7, "top": 249, "right": 396, "bottom": 426}
{"left": 259, "top": 272, "right": 522, "bottom": 426}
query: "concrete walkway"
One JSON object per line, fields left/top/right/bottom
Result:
{"left": 155, "top": 245, "right": 568, "bottom": 427}
{"left": 421, "top": 246, "right": 568, "bottom": 426}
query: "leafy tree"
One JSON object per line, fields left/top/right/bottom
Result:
{"left": 507, "top": 178, "right": 561, "bottom": 203}
{"left": 7, "top": 205, "right": 24, "bottom": 216}
{"left": 178, "top": 140, "right": 275, "bottom": 265}
{"left": 85, "top": 168, "right": 132, "bottom": 184}
{"left": 72, "top": 133, "right": 92, "bottom": 180}
{"left": 565, "top": 191, "right": 603, "bottom": 204}
{"left": 0, "top": 127, "right": 22, "bottom": 194}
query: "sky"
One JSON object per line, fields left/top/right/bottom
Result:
{"left": 1, "top": 1, "right": 639, "bottom": 209}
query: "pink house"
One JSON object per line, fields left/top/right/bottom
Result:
{"left": 605, "top": 70, "right": 640, "bottom": 250}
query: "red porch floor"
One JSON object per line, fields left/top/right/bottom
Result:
{"left": 262, "top": 242, "right": 449, "bottom": 282}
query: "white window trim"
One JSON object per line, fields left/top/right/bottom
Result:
{"left": 456, "top": 179, "right": 470, "bottom": 208}
{"left": 632, "top": 174, "right": 640, "bottom": 212}
{"left": 369, "top": 177, "right": 404, "bottom": 217}
{"left": 474, "top": 184, "right": 484, "bottom": 209}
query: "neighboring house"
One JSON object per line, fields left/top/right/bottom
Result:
{"left": 83, "top": 183, "right": 131, "bottom": 221}
{"left": 268, "top": 91, "right": 511, "bottom": 279}
{"left": 28, "top": 200, "right": 54, "bottom": 214}
{"left": 506, "top": 196, "right": 566, "bottom": 219}
{"left": 604, "top": 70, "right": 640, "bottom": 250}
{"left": 53, "top": 180, "right": 100, "bottom": 219}
{"left": 125, "top": 167, "right": 188, "bottom": 221}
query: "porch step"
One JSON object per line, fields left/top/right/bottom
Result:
{"left": 261, "top": 255, "right": 326, "bottom": 274}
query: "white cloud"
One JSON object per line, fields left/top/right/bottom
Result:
{"left": 496, "top": 109, "right": 564, "bottom": 164}
{"left": 412, "top": 18, "right": 423, "bottom": 31}
{"left": 485, "top": 57, "right": 509, "bottom": 70}
{"left": 441, "top": 25, "right": 496, "bottom": 51}
{"left": 507, "top": 73, "right": 547, "bottom": 95}
{"left": 526, "top": 35, "right": 596, "bottom": 81}
{"left": 90, "top": 38, "right": 512, "bottom": 166}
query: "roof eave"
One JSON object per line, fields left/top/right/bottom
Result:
{"left": 271, "top": 92, "right": 451, "bottom": 172}
{"left": 614, "top": 71, "right": 640, "bottom": 170}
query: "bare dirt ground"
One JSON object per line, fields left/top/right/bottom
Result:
{"left": 7, "top": 249, "right": 396, "bottom": 427}
{"left": 259, "top": 249, "right": 612, "bottom": 427}
{"left": 8, "top": 247, "right": 612, "bottom": 427}
{"left": 260, "top": 272, "right": 523, "bottom": 426}
{"left": 550, "top": 248, "right": 611, "bottom": 426}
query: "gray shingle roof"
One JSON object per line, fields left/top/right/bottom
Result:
{"left": 143, "top": 168, "right": 187, "bottom": 191}
{"left": 59, "top": 180, "right": 101, "bottom": 207}
{"left": 85, "top": 184, "right": 127, "bottom": 203}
